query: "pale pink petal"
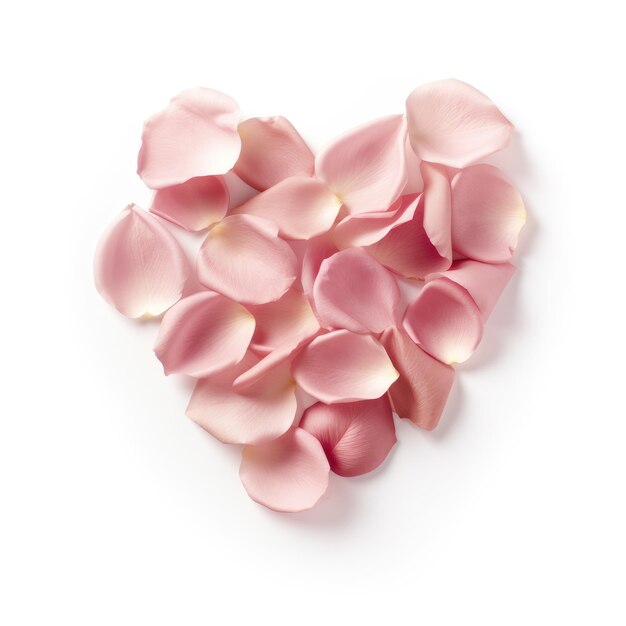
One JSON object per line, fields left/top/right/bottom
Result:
{"left": 313, "top": 248, "right": 401, "bottom": 334}
{"left": 366, "top": 194, "right": 451, "bottom": 279}
{"left": 406, "top": 79, "right": 513, "bottom": 168}
{"left": 137, "top": 88, "right": 241, "bottom": 189}
{"left": 403, "top": 278, "right": 483, "bottom": 365}
{"left": 94, "top": 205, "right": 189, "bottom": 318}
{"left": 300, "top": 397, "right": 396, "bottom": 477}
{"left": 233, "top": 339, "right": 302, "bottom": 391}
{"left": 292, "top": 330, "right": 399, "bottom": 404}
{"left": 428, "top": 260, "right": 516, "bottom": 320}
{"left": 231, "top": 176, "right": 341, "bottom": 240}
{"left": 197, "top": 214, "right": 297, "bottom": 304}
{"left": 315, "top": 115, "right": 408, "bottom": 215}
{"left": 150, "top": 175, "right": 229, "bottom": 232}
{"left": 234, "top": 116, "right": 315, "bottom": 191}
{"left": 239, "top": 428, "right": 330, "bottom": 512}
{"left": 300, "top": 234, "right": 338, "bottom": 297}
{"left": 404, "top": 136, "right": 424, "bottom": 194}
{"left": 246, "top": 289, "right": 320, "bottom": 355}
{"left": 154, "top": 291, "right": 255, "bottom": 377}
{"left": 451, "top": 164, "right": 526, "bottom": 262}
{"left": 421, "top": 162, "right": 452, "bottom": 263}
{"left": 186, "top": 353, "right": 297, "bottom": 445}
{"left": 380, "top": 327, "right": 455, "bottom": 430}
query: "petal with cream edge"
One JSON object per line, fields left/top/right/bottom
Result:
{"left": 94, "top": 205, "right": 189, "bottom": 318}
{"left": 234, "top": 116, "right": 315, "bottom": 190}
{"left": 451, "top": 164, "right": 526, "bottom": 262}
{"left": 406, "top": 79, "right": 513, "bottom": 168}
{"left": 300, "top": 397, "right": 396, "bottom": 476}
{"left": 292, "top": 330, "right": 399, "bottom": 404}
{"left": 315, "top": 115, "right": 408, "bottom": 215}
{"left": 197, "top": 214, "right": 297, "bottom": 304}
{"left": 240, "top": 428, "right": 330, "bottom": 512}
{"left": 137, "top": 88, "right": 241, "bottom": 189}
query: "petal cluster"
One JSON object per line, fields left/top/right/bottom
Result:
{"left": 95, "top": 80, "right": 525, "bottom": 512}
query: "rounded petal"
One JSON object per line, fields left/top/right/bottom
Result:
{"left": 234, "top": 116, "right": 315, "bottom": 191}
{"left": 137, "top": 88, "right": 241, "bottom": 189}
{"left": 154, "top": 291, "right": 255, "bottom": 377}
{"left": 94, "top": 205, "right": 189, "bottom": 318}
{"left": 239, "top": 428, "right": 330, "bottom": 512}
{"left": 313, "top": 248, "right": 401, "bottom": 334}
{"left": 197, "top": 214, "right": 297, "bottom": 304}
{"left": 300, "top": 235, "right": 338, "bottom": 297}
{"left": 150, "top": 175, "right": 229, "bottom": 231}
{"left": 380, "top": 327, "right": 455, "bottom": 430}
{"left": 292, "top": 330, "right": 399, "bottom": 404}
{"left": 428, "top": 260, "right": 516, "bottom": 320}
{"left": 451, "top": 164, "right": 526, "bottom": 262}
{"left": 421, "top": 162, "right": 452, "bottom": 263}
{"left": 231, "top": 176, "right": 341, "bottom": 240}
{"left": 403, "top": 278, "right": 483, "bottom": 365}
{"left": 300, "top": 397, "right": 396, "bottom": 477}
{"left": 315, "top": 115, "right": 408, "bottom": 215}
{"left": 406, "top": 79, "right": 513, "bottom": 168}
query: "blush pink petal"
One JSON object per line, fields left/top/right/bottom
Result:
{"left": 230, "top": 176, "right": 341, "bottom": 240}
{"left": 300, "top": 397, "right": 396, "bottom": 477}
{"left": 150, "top": 175, "right": 229, "bottom": 232}
{"left": 154, "top": 291, "right": 255, "bottom": 377}
{"left": 313, "top": 248, "right": 401, "bottom": 334}
{"left": 451, "top": 164, "right": 526, "bottom": 262}
{"left": 187, "top": 353, "right": 297, "bottom": 445}
{"left": 421, "top": 162, "right": 453, "bottom": 263}
{"left": 292, "top": 330, "right": 399, "bottom": 404}
{"left": 300, "top": 234, "right": 338, "bottom": 297}
{"left": 137, "top": 88, "right": 241, "bottom": 189}
{"left": 403, "top": 278, "right": 483, "bottom": 365}
{"left": 234, "top": 116, "right": 315, "bottom": 191}
{"left": 406, "top": 79, "right": 513, "bottom": 168}
{"left": 380, "top": 327, "right": 455, "bottom": 430}
{"left": 428, "top": 260, "right": 516, "bottom": 320}
{"left": 94, "top": 205, "right": 189, "bottom": 318}
{"left": 404, "top": 136, "right": 424, "bottom": 194}
{"left": 197, "top": 214, "right": 297, "bottom": 304}
{"left": 239, "top": 428, "right": 330, "bottom": 512}
{"left": 315, "top": 115, "right": 408, "bottom": 215}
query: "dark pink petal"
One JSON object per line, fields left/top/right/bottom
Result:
{"left": 300, "top": 234, "right": 338, "bottom": 297}
{"left": 403, "top": 278, "right": 483, "bottom": 365}
{"left": 150, "top": 175, "right": 229, "bottom": 232}
{"left": 313, "top": 248, "right": 401, "bottom": 334}
{"left": 137, "top": 88, "right": 241, "bottom": 189}
{"left": 380, "top": 327, "right": 455, "bottom": 430}
{"left": 94, "top": 205, "right": 189, "bottom": 318}
{"left": 197, "top": 214, "right": 297, "bottom": 304}
{"left": 406, "top": 79, "right": 513, "bottom": 168}
{"left": 239, "top": 428, "right": 330, "bottom": 512}
{"left": 300, "top": 397, "right": 396, "bottom": 477}
{"left": 231, "top": 176, "right": 341, "bottom": 240}
{"left": 292, "top": 330, "right": 399, "bottom": 404}
{"left": 234, "top": 116, "right": 315, "bottom": 191}
{"left": 451, "top": 164, "right": 526, "bottom": 262}
{"left": 154, "top": 291, "right": 255, "bottom": 377}
{"left": 315, "top": 115, "right": 408, "bottom": 215}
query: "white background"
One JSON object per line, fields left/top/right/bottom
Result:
{"left": 1, "top": 1, "right": 625, "bottom": 624}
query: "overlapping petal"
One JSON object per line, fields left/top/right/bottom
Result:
{"left": 421, "top": 162, "right": 452, "bottom": 264}
{"left": 300, "top": 234, "right": 338, "bottom": 298}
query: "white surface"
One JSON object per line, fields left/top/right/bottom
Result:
{"left": 1, "top": 1, "right": 625, "bottom": 624}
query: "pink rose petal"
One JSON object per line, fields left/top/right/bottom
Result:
{"left": 300, "top": 234, "right": 338, "bottom": 298}
{"left": 421, "top": 162, "right": 452, "bottom": 264}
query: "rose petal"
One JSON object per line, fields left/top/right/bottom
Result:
{"left": 94, "top": 205, "right": 189, "bottom": 318}
{"left": 315, "top": 115, "right": 408, "bottom": 215}
{"left": 233, "top": 116, "right": 315, "bottom": 191}
{"left": 292, "top": 330, "right": 399, "bottom": 404}
{"left": 421, "top": 162, "right": 452, "bottom": 263}
{"left": 240, "top": 428, "right": 330, "bottom": 512}
{"left": 150, "top": 175, "right": 229, "bottom": 232}
{"left": 197, "top": 214, "right": 297, "bottom": 304}
{"left": 300, "top": 397, "right": 396, "bottom": 477}
{"left": 406, "top": 79, "right": 513, "bottom": 168}
{"left": 300, "top": 235, "right": 338, "bottom": 298}
{"left": 403, "top": 278, "right": 483, "bottom": 365}
{"left": 404, "top": 136, "right": 425, "bottom": 194}
{"left": 380, "top": 327, "right": 455, "bottom": 430}
{"left": 451, "top": 164, "right": 526, "bottom": 262}
{"left": 231, "top": 176, "right": 341, "bottom": 240}
{"left": 313, "top": 248, "right": 401, "bottom": 334}
{"left": 137, "top": 88, "right": 241, "bottom": 189}
{"left": 154, "top": 291, "right": 255, "bottom": 377}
